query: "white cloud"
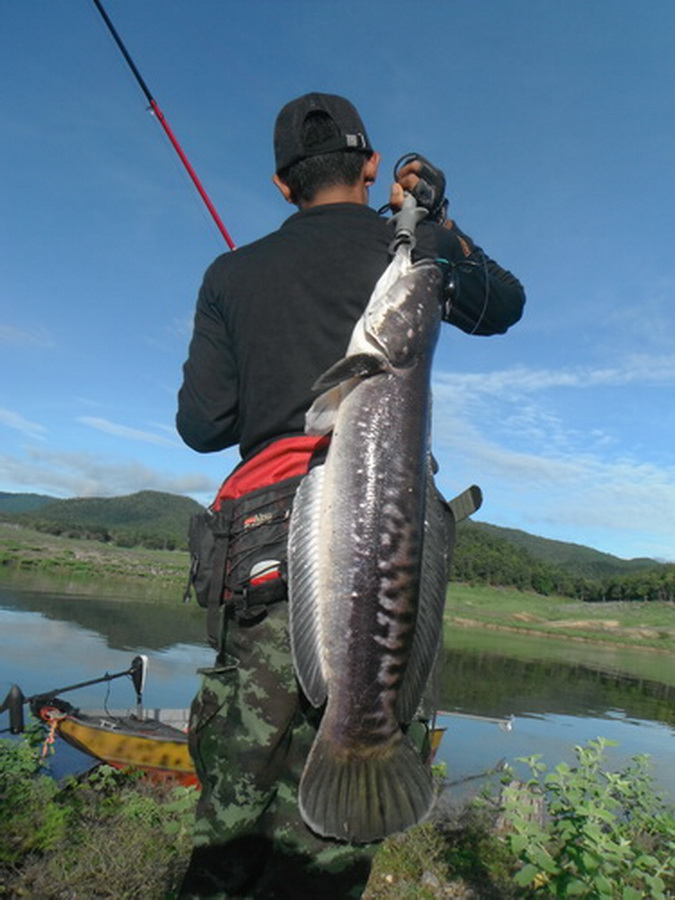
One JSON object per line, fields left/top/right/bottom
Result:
{"left": 0, "top": 448, "right": 217, "bottom": 499}
{"left": 431, "top": 382, "right": 675, "bottom": 561}
{"left": 434, "top": 354, "right": 675, "bottom": 399}
{"left": 0, "top": 408, "right": 47, "bottom": 441}
{"left": 604, "top": 277, "right": 675, "bottom": 352}
{"left": 152, "top": 421, "right": 180, "bottom": 436}
{"left": 0, "top": 324, "right": 54, "bottom": 348}
{"left": 142, "top": 316, "right": 193, "bottom": 353}
{"left": 77, "top": 417, "right": 179, "bottom": 448}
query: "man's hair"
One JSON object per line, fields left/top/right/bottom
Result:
{"left": 279, "top": 111, "right": 370, "bottom": 204}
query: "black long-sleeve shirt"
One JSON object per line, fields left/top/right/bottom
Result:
{"left": 177, "top": 203, "right": 525, "bottom": 460}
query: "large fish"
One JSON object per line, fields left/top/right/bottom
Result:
{"left": 287, "top": 239, "right": 450, "bottom": 843}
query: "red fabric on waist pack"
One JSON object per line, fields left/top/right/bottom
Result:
{"left": 212, "top": 435, "right": 330, "bottom": 509}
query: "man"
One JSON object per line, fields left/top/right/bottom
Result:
{"left": 177, "top": 93, "right": 525, "bottom": 898}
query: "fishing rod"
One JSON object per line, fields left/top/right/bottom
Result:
{"left": 0, "top": 655, "right": 147, "bottom": 734}
{"left": 90, "top": 0, "right": 236, "bottom": 250}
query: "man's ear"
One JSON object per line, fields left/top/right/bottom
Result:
{"left": 363, "top": 151, "right": 381, "bottom": 187}
{"left": 273, "top": 173, "right": 295, "bottom": 205}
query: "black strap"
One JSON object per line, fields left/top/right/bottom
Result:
{"left": 182, "top": 554, "right": 199, "bottom": 604}
{"left": 206, "top": 499, "right": 233, "bottom": 650}
{"left": 224, "top": 578, "right": 288, "bottom": 625}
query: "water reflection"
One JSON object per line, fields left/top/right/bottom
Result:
{"left": 435, "top": 637, "right": 675, "bottom": 803}
{"left": 0, "top": 587, "right": 208, "bottom": 652}
{"left": 439, "top": 643, "right": 675, "bottom": 727}
{"left": 0, "top": 585, "right": 213, "bottom": 711}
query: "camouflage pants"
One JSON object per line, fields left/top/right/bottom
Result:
{"left": 178, "top": 601, "right": 375, "bottom": 899}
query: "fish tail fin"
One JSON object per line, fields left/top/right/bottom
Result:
{"left": 298, "top": 729, "right": 434, "bottom": 843}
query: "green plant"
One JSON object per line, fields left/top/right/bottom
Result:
{"left": 365, "top": 822, "right": 451, "bottom": 898}
{"left": 0, "top": 750, "right": 197, "bottom": 899}
{"left": 161, "top": 784, "right": 201, "bottom": 839}
{"left": 84, "top": 761, "right": 136, "bottom": 793}
{"left": 0, "top": 736, "right": 70, "bottom": 865}
{"left": 496, "top": 737, "right": 675, "bottom": 898}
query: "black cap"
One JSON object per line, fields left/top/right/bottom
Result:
{"left": 274, "top": 93, "right": 372, "bottom": 173}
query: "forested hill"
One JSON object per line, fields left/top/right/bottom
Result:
{"left": 470, "top": 522, "right": 657, "bottom": 576}
{"left": 1, "top": 490, "right": 672, "bottom": 601}
{"left": 1, "top": 490, "right": 204, "bottom": 550}
{"left": 0, "top": 492, "right": 55, "bottom": 514}
{"left": 453, "top": 521, "right": 673, "bottom": 603}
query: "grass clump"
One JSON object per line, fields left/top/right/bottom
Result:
{"left": 364, "top": 822, "right": 452, "bottom": 898}
{"left": 0, "top": 733, "right": 196, "bottom": 899}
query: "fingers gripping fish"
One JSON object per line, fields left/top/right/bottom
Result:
{"left": 287, "top": 223, "right": 450, "bottom": 843}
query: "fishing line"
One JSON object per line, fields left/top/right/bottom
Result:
{"left": 468, "top": 249, "right": 491, "bottom": 335}
{"left": 438, "top": 255, "right": 490, "bottom": 332}
{"left": 89, "top": 0, "right": 236, "bottom": 250}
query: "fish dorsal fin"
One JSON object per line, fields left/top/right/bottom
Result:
{"left": 288, "top": 465, "right": 329, "bottom": 707}
{"left": 396, "top": 472, "right": 450, "bottom": 723}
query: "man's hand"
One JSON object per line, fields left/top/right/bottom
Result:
{"left": 388, "top": 154, "right": 449, "bottom": 224}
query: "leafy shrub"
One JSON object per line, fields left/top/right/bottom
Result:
{"left": 494, "top": 738, "right": 675, "bottom": 898}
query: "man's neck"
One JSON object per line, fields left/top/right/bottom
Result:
{"left": 301, "top": 182, "right": 368, "bottom": 209}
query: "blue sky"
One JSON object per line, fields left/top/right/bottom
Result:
{"left": 2, "top": 1, "right": 674, "bottom": 562}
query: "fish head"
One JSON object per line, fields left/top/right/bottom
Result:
{"left": 364, "top": 257, "right": 443, "bottom": 368}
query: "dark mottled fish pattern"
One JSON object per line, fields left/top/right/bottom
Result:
{"left": 288, "top": 244, "right": 448, "bottom": 843}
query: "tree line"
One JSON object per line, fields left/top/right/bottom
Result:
{"left": 8, "top": 516, "right": 180, "bottom": 551}
{"left": 7, "top": 508, "right": 673, "bottom": 603}
{"left": 451, "top": 525, "right": 675, "bottom": 603}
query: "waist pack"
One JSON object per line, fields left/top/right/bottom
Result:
{"left": 184, "top": 474, "right": 303, "bottom": 647}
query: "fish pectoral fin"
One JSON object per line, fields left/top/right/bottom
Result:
{"left": 287, "top": 465, "right": 328, "bottom": 707}
{"left": 312, "top": 353, "right": 388, "bottom": 393}
{"left": 305, "top": 384, "right": 344, "bottom": 435}
{"left": 305, "top": 354, "right": 389, "bottom": 435}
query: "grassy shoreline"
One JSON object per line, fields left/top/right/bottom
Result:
{"left": 446, "top": 582, "right": 675, "bottom": 654}
{"left": 2, "top": 521, "right": 675, "bottom": 653}
{"left": 0, "top": 521, "right": 187, "bottom": 599}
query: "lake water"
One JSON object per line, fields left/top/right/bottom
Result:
{"left": 1, "top": 582, "right": 674, "bottom": 801}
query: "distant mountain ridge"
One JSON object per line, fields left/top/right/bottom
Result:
{"left": 1, "top": 490, "right": 204, "bottom": 550}
{"left": 468, "top": 521, "right": 658, "bottom": 577}
{"left": 0, "top": 490, "right": 661, "bottom": 574}
{"left": 0, "top": 491, "right": 56, "bottom": 514}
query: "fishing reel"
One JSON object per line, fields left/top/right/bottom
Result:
{"left": 393, "top": 153, "right": 448, "bottom": 225}
{"left": 379, "top": 153, "right": 449, "bottom": 226}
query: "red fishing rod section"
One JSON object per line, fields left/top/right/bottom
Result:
{"left": 90, "top": 0, "right": 236, "bottom": 250}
